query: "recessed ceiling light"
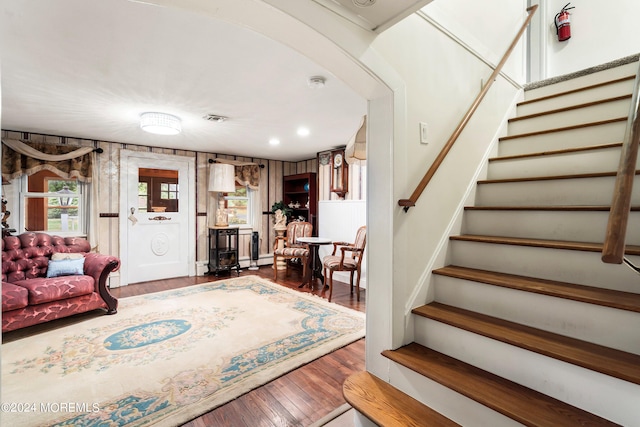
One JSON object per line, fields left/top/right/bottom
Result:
{"left": 297, "top": 127, "right": 310, "bottom": 137}
{"left": 269, "top": 138, "right": 281, "bottom": 146}
{"left": 140, "top": 112, "right": 181, "bottom": 135}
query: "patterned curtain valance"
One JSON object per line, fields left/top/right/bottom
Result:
{"left": 2, "top": 139, "right": 94, "bottom": 182}
{"left": 234, "top": 164, "right": 260, "bottom": 190}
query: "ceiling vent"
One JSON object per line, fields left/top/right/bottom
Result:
{"left": 353, "top": 0, "right": 376, "bottom": 7}
{"left": 203, "top": 114, "right": 228, "bottom": 123}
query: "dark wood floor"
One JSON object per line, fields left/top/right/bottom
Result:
{"left": 110, "top": 265, "right": 366, "bottom": 427}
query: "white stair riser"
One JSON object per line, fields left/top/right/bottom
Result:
{"left": 488, "top": 146, "right": 628, "bottom": 180}
{"left": 498, "top": 121, "right": 626, "bottom": 157}
{"left": 524, "top": 62, "right": 638, "bottom": 101}
{"left": 433, "top": 275, "right": 640, "bottom": 354}
{"left": 414, "top": 318, "right": 640, "bottom": 427}
{"left": 475, "top": 175, "right": 640, "bottom": 206}
{"left": 449, "top": 240, "right": 640, "bottom": 293}
{"left": 518, "top": 79, "right": 634, "bottom": 116}
{"left": 463, "top": 210, "right": 640, "bottom": 245}
{"left": 508, "top": 98, "right": 631, "bottom": 135}
{"left": 389, "top": 363, "right": 524, "bottom": 427}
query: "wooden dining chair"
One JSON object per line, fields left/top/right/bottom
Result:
{"left": 322, "top": 226, "right": 366, "bottom": 302}
{"left": 273, "top": 221, "right": 313, "bottom": 280}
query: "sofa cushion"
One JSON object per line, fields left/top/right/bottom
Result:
{"left": 12, "top": 275, "right": 95, "bottom": 305}
{"left": 46, "top": 258, "right": 85, "bottom": 278}
{"left": 2, "top": 282, "right": 29, "bottom": 312}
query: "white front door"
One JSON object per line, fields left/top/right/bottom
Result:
{"left": 119, "top": 150, "right": 195, "bottom": 286}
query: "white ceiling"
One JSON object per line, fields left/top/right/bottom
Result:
{"left": 1, "top": 0, "right": 372, "bottom": 162}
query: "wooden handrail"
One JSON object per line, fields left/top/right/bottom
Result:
{"left": 399, "top": 5, "right": 538, "bottom": 212}
{"left": 602, "top": 60, "right": 640, "bottom": 264}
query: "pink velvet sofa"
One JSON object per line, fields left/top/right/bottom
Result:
{"left": 2, "top": 232, "right": 120, "bottom": 333}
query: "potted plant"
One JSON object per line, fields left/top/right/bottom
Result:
{"left": 270, "top": 201, "right": 292, "bottom": 223}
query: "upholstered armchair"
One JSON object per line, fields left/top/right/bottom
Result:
{"left": 322, "top": 226, "right": 366, "bottom": 302}
{"left": 273, "top": 221, "right": 313, "bottom": 280}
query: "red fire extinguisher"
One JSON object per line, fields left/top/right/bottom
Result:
{"left": 555, "top": 3, "right": 575, "bottom": 42}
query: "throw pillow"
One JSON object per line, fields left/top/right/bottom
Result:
{"left": 51, "top": 252, "right": 85, "bottom": 261}
{"left": 46, "top": 258, "right": 85, "bottom": 278}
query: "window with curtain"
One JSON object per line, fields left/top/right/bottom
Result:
{"left": 2, "top": 139, "right": 96, "bottom": 241}
{"left": 208, "top": 161, "right": 261, "bottom": 235}
{"left": 222, "top": 184, "right": 251, "bottom": 226}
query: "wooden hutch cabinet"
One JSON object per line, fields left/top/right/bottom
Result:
{"left": 283, "top": 172, "right": 317, "bottom": 234}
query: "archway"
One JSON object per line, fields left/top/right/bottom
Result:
{"left": 146, "top": 0, "right": 397, "bottom": 380}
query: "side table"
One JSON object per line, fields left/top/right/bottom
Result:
{"left": 208, "top": 227, "right": 240, "bottom": 276}
{"left": 296, "top": 236, "right": 332, "bottom": 288}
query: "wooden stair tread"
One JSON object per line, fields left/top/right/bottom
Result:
{"left": 499, "top": 117, "right": 627, "bottom": 141}
{"left": 519, "top": 75, "right": 636, "bottom": 106}
{"left": 509, "top": 94, "right": 632, "bottom": 123}
{"left": 383, "top": 343, "right": 620, "bottom": 427}
{"left": 343, "top": 371, "right": 460, "bottom": 427}
{"left": 434, "top": 265, "right": 640, "bottom": 312}
{"left": 489, "top": 142, "right": 623, "bottom": 162}
{"left": 412, "top": 302, "right": 640, "bottom": 385}
{"left": 449, "top": 234, "right": 640, "bottom": 256}
{"left": 465, "top": 205, "right": 640, "bottom": 211}
{"left": 478, "top": 170, "right": 640, "bottom": 184}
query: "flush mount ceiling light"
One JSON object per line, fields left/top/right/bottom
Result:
{"left": 140, "top": 112, "right": 182, "bottom": 135}
{"left": 352, "top": 0, "right": 376, "bottom": 7}
{"left": 297, "top": 126, "right": 310, "bottom": 137}
{"left": 307, "top": 76, "right": 326, "bottom": 89}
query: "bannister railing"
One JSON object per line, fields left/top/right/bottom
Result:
{"left": 398, "top": 5, "right": 538, "bottom": 212}
{"left": 601, "top": 60, "right": 640, "bottom": 264}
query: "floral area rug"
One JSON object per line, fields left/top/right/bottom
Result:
{"left": 1, "top": 275, "right": 365, "bottom": 427}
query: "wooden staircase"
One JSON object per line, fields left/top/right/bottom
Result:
{"left": 344, "top": 60, "right": 640, "bottom": 426}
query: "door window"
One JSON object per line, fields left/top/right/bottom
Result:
{"left": 138, "top": 168, "right": 179, "bottom": 213}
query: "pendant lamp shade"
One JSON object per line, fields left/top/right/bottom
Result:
{"left": 208, "top": 163, "right": 236, "bottom": 193}
{"left": 345, "top": 115, "right": 366, "bottom": 165}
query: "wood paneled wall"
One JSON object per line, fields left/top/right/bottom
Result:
{"left": 1, "top": 130, "right": 317, "bottom": 272}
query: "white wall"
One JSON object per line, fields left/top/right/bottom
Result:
{"left": 318, "top": 200, "right": 367, "bottom": 287}
{"left": 369, "top": 1, "right": 525, "bottom": 348}
{"left": 536, "top": 0, "right": 640, "bottom": 78}
{"left": 421, "top": 0, "right": 528, "bottom": 83}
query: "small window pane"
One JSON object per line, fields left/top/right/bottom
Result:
{"left": 224, "top": 185, "right": 250, "bottom": 225}
{"left": 138, "top": 182, "right": 148, "bottom": 212}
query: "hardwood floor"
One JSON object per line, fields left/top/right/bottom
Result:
{"left": 109, "top": 265, "right": 366, "bottom": 427}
